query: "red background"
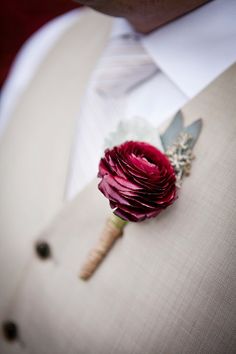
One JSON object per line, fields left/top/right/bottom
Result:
{"left": 0, "top": 1, "right": 81, "bottom": 87}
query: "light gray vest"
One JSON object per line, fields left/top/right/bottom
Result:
{"left": 0, "top": 9, "right": 236, "bottom": 354}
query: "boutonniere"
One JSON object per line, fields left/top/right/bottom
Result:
{"left": 80, "top": 111, "right": 202, "bottom": 280}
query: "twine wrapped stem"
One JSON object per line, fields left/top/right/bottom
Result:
{"left": 79, "top": 214, "right": 127, "bottom": 280}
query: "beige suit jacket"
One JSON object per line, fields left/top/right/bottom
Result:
{"left": 0, "top": 8, "right": 236, "bottom": 354}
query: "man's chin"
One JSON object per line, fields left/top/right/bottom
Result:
{"left": 74, "top": 0, "right": 104, "bottom": 6}
{"left": 74, "top": 0, "right": 96, "bottom": 4}
{"left": 76, "top": 0, "right": 126, "bottom": 18}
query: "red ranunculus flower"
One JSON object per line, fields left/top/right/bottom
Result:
{"left": 98, "top": 141, "right": 177, "bottom": 222}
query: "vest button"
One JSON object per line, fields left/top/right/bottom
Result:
{"left": 2, "top": 321, "right": 18, "bottom": 341}
{"left": 35, "top": 241, "right": 51, "bottom": 259}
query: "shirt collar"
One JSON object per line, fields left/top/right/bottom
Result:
{"left": 111, "top": 0, "right": 236, "bottom": 98}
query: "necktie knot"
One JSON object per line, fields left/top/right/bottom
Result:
{"left": 95, "top": 33, "right": 158, "bottom": 97}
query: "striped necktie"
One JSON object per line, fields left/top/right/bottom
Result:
{"left": 95, "top": 33, "right": 158, "bottom": 97}
{"left": 67, "top": 33, "right": 159, "bottom": 199}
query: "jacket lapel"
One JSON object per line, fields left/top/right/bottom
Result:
{"left": 0, "top": 9, "right": 112, "bottom": 312}
{"left": 0, "top": 9, "right": 112, "bottom": 242}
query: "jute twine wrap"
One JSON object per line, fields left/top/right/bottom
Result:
{"left": 79, "top": 214, "right": 127, "bottom": 280}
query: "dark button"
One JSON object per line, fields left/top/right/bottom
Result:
{"left": 35, "top": 241, "right": 51, "bottom": 260}
{"left": 2, "top": 321, "right": 18, "bottom": 341}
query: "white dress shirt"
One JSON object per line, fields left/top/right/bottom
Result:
{"left": 0, "top": 0, "right": 235, "bottom": 200}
